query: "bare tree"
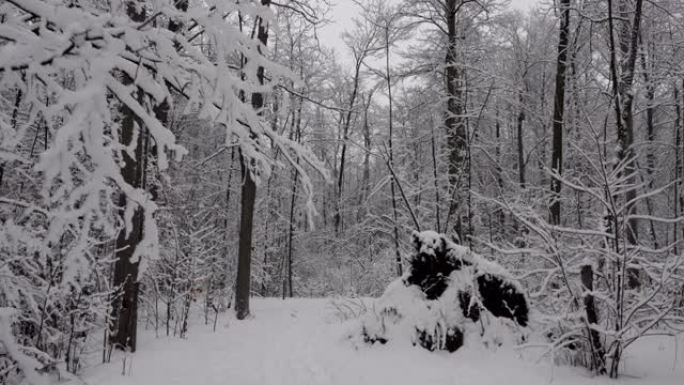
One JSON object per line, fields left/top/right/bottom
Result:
{"left": 549, "top": 0, "right": 571, "bottom": 225}
{"left": 235, "top": 0, "right": 272, "bottom": 320}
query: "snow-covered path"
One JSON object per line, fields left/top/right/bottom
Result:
{"left": 84, "top": 298, "right": 683, "bottom": 385}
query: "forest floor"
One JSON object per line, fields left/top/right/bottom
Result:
{"left": 83, "top": 298, "right": 684, "bottom": 385}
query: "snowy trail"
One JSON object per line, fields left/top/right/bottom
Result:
{"left": 84, "top": 298, "right": 683, "bottom": 385}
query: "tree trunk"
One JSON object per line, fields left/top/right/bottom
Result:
{"left": 108, "top": 0, "right": 149, "bottom": 353}
{"left": 445, "top": 0, "right": 466, "bottom": 239}
{"left": 517, "top": 96, "right": 526, "bottom": 188}
{"left": 637, "top": 45, "right": 660, "bottom": 248}
{"left": 605, "top": 0, "right": 645, "bottom": 375}
{"left": 385, "top": 23, "right": 402, "bottom": 277}
{"left": 285, "top": 94, "right": 303, "bottom": 299}
{"left": 236, "top": 153, "right": 256, "bottom": 319}
{"left": 431, "top": 118, "right": 441, "bottom": 233}
{"left": 581, "top": 264, "right": 606, "bottom": 375}
{"left": 610, "top": 0, "right": 644, "bottom": 289}
{"left": 549, "top": 0, "right": 571, "bottom": 225}
{"left": 110, "top": 85, "right": 145, "bottom": 353}
{"left": 235, "top": 0, "right": 271, "bottom": 320}
{"left": 286, "top": 168, "right": 297, "bottom": 298}
{"left": 360, "top": 92, "right": 373, "bottom": 209}
{"left": 335, "top": 60, "right": 362, "bottom": 233}
{"left": 676, "top": 81, "right": 683, "bottom": 254}
{"left": 680, "top": 79, "right": 684, "bottom": 245}
{"left": 495, "top": 108, "right": 505, "bottom": 228}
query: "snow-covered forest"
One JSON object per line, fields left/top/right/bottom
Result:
{"left": 1, "top": 0, "right": 684, "bottom": 384}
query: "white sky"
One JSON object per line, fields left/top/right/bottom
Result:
{"left": 318, "top": 0, "right": 543, "bottom": 55}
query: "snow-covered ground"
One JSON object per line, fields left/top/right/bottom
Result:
{"left": 83, "top": 298, "right": 684, "bottom": 385}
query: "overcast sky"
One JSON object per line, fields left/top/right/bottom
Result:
{"left": 318, "top": 0, "right": 543, "bottom": 55}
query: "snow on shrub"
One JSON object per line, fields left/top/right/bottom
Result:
{"left": 360, "top": 231, "right": 529, "bottom": 352}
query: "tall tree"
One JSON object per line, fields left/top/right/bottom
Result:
{"left": 617, "top": 0, "right": 644, "bottom": 253}
{"left": 444, "top": 0, "right": 468, "bottom": 239}
{"left": 110, "top": 0, "right": 191, "bottom": 351}
{"left": 606, "top": 0, "right": 644, "bottom": 291}
{"left": 383, "top": 11, "right": 403, "bottom": 276}
{"left": 549, "top": 0, "right": 571, "bottom": 225}
{"left": 334, "top": 18, "right": 378, "bottom": 233}
{"left": 109, "top": 1, "right": 148, "bottom": 353}
{"left": 235, "top": 0, "right": 272, "bottom": 320}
